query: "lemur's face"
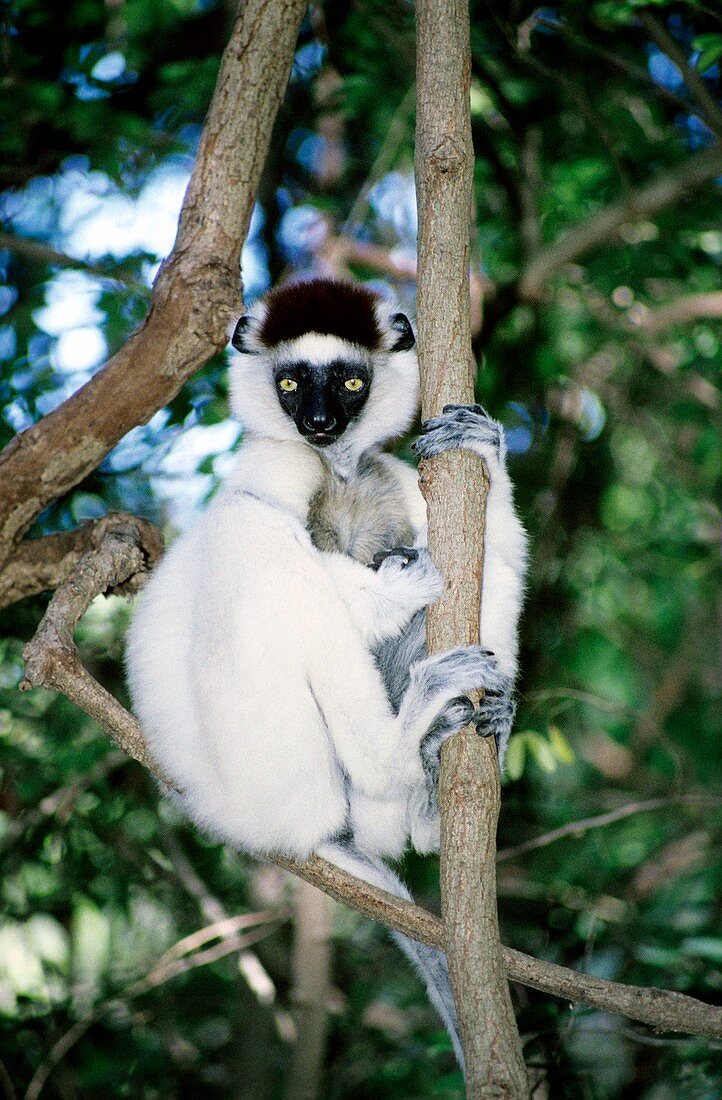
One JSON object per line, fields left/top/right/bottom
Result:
{"left": 272, "top": 358, "right": 371, "bottom": 447}
{"left": 229, "top": 279, "right": 419, "bottom": 451}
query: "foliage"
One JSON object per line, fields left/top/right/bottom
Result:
{"left": 0, "top": 0, "right": 721, "bottom": 1096}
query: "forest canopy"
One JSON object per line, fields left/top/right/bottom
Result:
{"left": 0, "top": 1, "right": 721, "bottom": 1097}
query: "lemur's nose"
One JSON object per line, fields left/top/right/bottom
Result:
{"left": 303, "top": 411, "right": 336, "bottom": 432}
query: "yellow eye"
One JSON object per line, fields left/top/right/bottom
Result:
{"left": 344, "top": 378, "right": 364, "bottom": 392}
{"left": 279, "top": 378, "right": 298, "bottom": 393}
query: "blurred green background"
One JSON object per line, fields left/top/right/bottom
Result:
{"left": 0, "top": 0, "right": 721, "bottom": 1096}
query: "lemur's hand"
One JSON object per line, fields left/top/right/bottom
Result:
{"left": 370, "top": 546, "right": 443, "bottom": 613}
{"left": 370, "top": 545, "right": 419, "bottom": 571}
{"left": 412, "top": 404, "right": 505, "bottom": 464}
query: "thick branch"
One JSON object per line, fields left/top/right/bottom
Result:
{"left": 17, "top": 521, "right": 722, "bottom": 1043}
{"left": 415, "top": 2, "right": 527, "bottom": 1093}
{"left": 629, "top": 291, "right": 722, "bottom": 334}
{"left": 518, "top": 144, "right": 722, "bottom": 302}
{"left": 0, "top": 0, "right": 307, "bottom": 570}
{"left": 0, "top": 512, "right": 162, "bottom": 610}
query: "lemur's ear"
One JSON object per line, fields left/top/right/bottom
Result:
{"left": 230, "top": 315, "right": 257, "bottom": 354}
{"left": 389, "top": 312, "right": 415, "bottom": 352}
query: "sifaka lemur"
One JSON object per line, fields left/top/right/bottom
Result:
{"left": 126, "top": 278, "right": 528, "bottom": 1067}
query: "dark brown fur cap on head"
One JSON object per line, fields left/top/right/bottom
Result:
{"left": 258, "top": 278, "right": 383, "bottom": 350}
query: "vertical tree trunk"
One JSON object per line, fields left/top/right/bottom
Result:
{"left": 414, "top": 2, "right": 527, "bottom": 1094}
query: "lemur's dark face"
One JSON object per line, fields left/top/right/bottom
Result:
{"left": 272, "top": 359, "right": 371, "bottom": 446}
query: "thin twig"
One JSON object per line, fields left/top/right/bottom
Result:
{"left": 24, "top": 923, "right": 280, "bottom": 1100}
{"left": 160, "top": 827, "right": 295, "bottom": 1036}
{"left": 343, "top": 82, "right": 416, "bottom": 231}
{"left": 0, "top": 751, "right": 127, "bottom": 850}
{"left": 0, "top": 232, "right": 149, "bottom": 291}
{"left": 524, "top": 688, "right": 638, "bottom": 718}
{"left": 518, "top": 144, "right": 722, "bottom": 301}
{"left": 497, "top": 795, "right": 722, "bottom": 862}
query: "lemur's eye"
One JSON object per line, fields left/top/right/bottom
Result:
{"left": 344, "top": 378, "right": 364, "bottom": 392}
{"left": 279, "top": 378, "right": 298, "bottom": 393}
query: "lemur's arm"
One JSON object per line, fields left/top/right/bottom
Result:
{"left": 413, "top": 405, "right": 527, "bottom": 677}
{"left": 412, "top": 404, "right": 528, "bottom": 762}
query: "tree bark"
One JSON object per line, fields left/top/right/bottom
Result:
{"left": 415, "top": 2, "right": 527, "bottom": 1094}
{"left": 0, "top": 0, "right": 307, "bottom": 569}
{"left": 285, "top": 881, "right": 333, "bottom": 1100}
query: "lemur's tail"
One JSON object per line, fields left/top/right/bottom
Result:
{"left": 316, "top": 841, "right": 464, "bottom": 1072}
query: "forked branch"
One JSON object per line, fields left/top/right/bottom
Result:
{"left": 16, "top": 517, "right": 722, "bottom": 1042}
{"left": 0, "top": 0, "right": 307, "bottom": 570}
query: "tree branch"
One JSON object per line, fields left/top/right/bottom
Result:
{"left": 284, "top": 880, "right": 333, "bottom": 1100}
{"left": 518, "top": 144, "right": 722, "bottom": 302}
{"left": 629, "top": 291, "right": 722, "bottom": 333}
{"left": 496, "top": 795, "right": 722, "bottom": 863}
{"left": 18, "top": 516, "right": 171, "bottom": 784}
{"left": 0, "top": 232, "right": 148, "bottom": 291}
{"left": 640, "top": 12, "right": 722, "bottom": 142}
{"left": 0, "top": 0, "right": 307, "bottom": 570}
{"left": 0, "top": 512, "right": 163, "bottom": 610}
{"left": 15, "top": 520, "right": 722, "bottom": 1044}
{"left": 24, "top": 913, "right": 283, "bottom": 1100}
{"left": 415, "top": 2, "right": 527, "bottom": 1093}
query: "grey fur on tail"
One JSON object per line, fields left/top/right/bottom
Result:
{"left": 317, "top": 840, "right": 465, "bottom": 1071}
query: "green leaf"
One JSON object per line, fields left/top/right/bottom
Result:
{"left": 548, "top": 724, "right": 575, "bottom": 764}
{"left": 525, "top": 732, "right": 558, "bottom": 774}
{"left": 693, "top": 34, "right": 722, "bottom": 73}
{"left": 504, "top": 734, "right": 526, "bottom": 781}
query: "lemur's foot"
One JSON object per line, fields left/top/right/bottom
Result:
{"left": 409, "top": 645, "right": 505, "bottom": 705}
{"left": 371, "top": 546, "right": 443, "bottom": 611}
{"left": 416, "top": 652, "right": 515, "bottom": 790}
{"left": 420, "top": 695, "right": 475, "bottom": 783}
{"left": 473, "top": 674, "right": 516, "bottom": 765}
{"left": 412, "top": 404, "right": 504, "bottom": 462}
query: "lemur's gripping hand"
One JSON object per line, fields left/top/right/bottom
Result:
{"left": 370, "top": 546, "right": 444, "bottom": 614}
{"left": 412, "top": 404, "right": 505, "bottom": 466}
{"left": 420, "top": 650, "right": 515, "bottom": 783}
{"left": 371, "top": 546, "right": 420, "bottom": 571}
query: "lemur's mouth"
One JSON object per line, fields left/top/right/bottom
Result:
{"left": 309, "top": 431, "right": 338, "bottom": 446}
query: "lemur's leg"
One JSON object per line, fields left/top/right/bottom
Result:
{"left": 412, "top": 404, "right": 527, "bottom": 766}
{"left": 408, "top": 653, "right": 513, "bottom": 845}
{"left": 396, "top": 646, "right": 508, "bottom": 767}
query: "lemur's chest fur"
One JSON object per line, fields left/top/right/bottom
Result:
{"left": 307, "top": 454, "right": 415, "bottom": 565}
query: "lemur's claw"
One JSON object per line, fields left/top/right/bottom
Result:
{"left": 442, "top": 402, "right": 489, "bottom": 418}
{"left": 371, "top": 546, "right": 419, "bottom": 571}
